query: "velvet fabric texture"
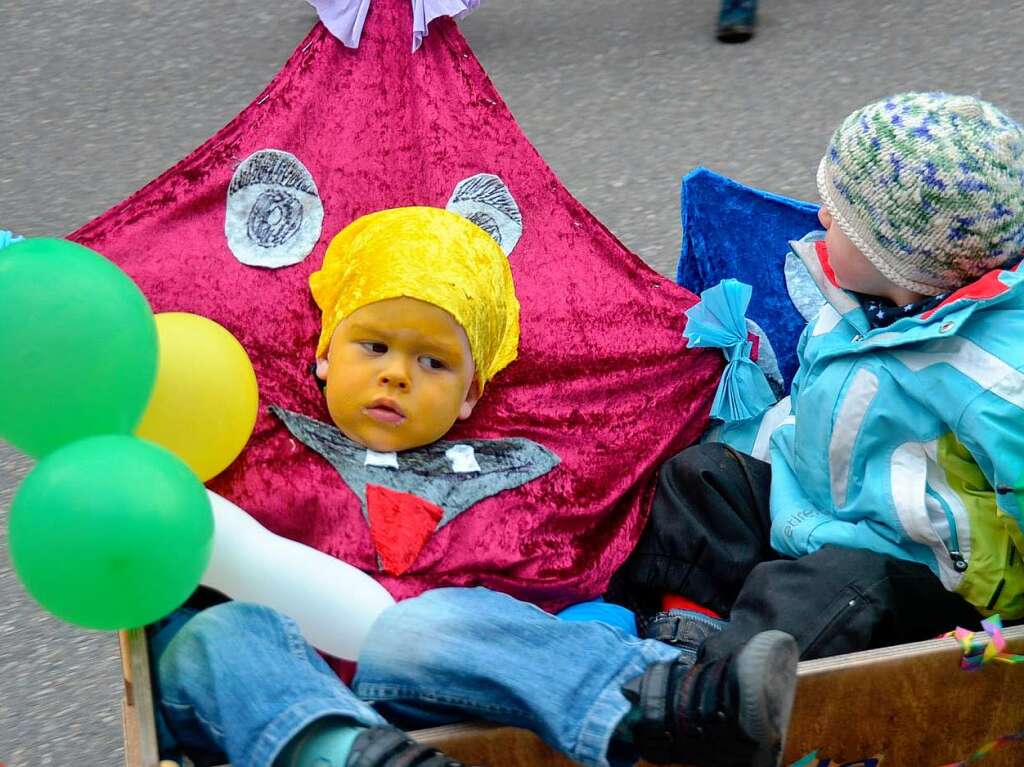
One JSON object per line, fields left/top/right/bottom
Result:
{"left": 676, "top": 168, "right": 821, "bottom": 388}
{"left": 69, "top": 1, "right": 720, "bottom": 633}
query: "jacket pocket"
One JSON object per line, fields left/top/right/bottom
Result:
{"left": 924, "top": 486, "right": 969, "bottom": 576}
{"left": 803, "top": 584, "right": 872, "bottom": 659}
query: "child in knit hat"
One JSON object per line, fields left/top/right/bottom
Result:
{"left": 611, "top": 92, "right": 1024, "bottom": 763}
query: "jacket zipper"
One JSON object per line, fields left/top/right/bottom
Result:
{"left": 925, "top": 487, "right": 968, "bottom": 573}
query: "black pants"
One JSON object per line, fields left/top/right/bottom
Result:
{"left": 608, "top": 443, "right": 982, "bottom": 661}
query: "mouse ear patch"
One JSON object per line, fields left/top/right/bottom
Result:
{"left": 446, "top": 173, "right": 523, "bottom": 255}
{"left": 225, "top": 149, "right": 324, "bottom": 268}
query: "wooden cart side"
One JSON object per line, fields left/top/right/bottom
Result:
{"left": 415, "top": 627, "right": 1024, "bottom": 767}
{"left": 120, "top": 625, "right": 1024, "bottom": 767}
{"left": 783, "top": 628, "right": 1024, "bottom": 765}
{"left": 120, "top": 628, "right": 164, "bottom": 767}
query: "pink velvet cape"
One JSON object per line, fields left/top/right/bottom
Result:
{"left": 69, "top": 0, "right": 721, "bottom": 615}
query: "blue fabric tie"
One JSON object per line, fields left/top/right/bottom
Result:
{"left": 684, "top": 279, "right": 777, "bottom": 422}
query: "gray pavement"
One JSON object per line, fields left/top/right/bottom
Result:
{"left": 3, "top": 0, "right": 1024, "bottom": 763}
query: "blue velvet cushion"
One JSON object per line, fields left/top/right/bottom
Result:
{"left": 676, "top": 168, "right": 820, "bottom": 389}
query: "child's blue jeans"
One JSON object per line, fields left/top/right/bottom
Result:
{"left": 151, "top": 586, "right": 680, "bottom": 767}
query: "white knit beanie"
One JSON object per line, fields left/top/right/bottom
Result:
{"left": 817, "top": 92, "right": 1024, "bottom": 295}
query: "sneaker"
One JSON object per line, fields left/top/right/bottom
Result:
{"left": 628, "top": 630, "right": 798, "bottom": 767}
{"left": 347, "top": 727, "right": 479, "bottom": 767}
{"left": 716, "top": 0, "right": 758, "bottom": 43}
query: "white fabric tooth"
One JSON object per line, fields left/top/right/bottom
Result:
{"left": 364, "top": 449, "right": 399, "bottom": 469}
{"left": 446, "top": 444, "right": 481, "bottom": 473}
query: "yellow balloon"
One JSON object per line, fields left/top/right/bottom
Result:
{"left": 136, "top": 313, "right": 259, "bottom": 481}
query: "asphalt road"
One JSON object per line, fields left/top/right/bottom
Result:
{"left": 4, "top": 0, "right": 1024, "bottom": 763}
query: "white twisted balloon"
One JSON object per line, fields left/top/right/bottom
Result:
{"left": 202, "top": 491, "right": 395, "bottom": 660}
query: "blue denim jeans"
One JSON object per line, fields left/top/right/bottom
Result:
{"left": 152, "top": 587, "right": 680, "bottom": 767}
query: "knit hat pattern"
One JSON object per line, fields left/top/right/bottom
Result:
{"left": 817, "top": 92, "right": 1024, "bottom": 295}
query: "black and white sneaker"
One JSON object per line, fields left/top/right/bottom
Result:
{"left": 628, "top": 630, "right": 798, "bottom": 767}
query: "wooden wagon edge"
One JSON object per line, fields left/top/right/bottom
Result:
{"left": 119, "top": 624, "right": 1024, "bottom": 767}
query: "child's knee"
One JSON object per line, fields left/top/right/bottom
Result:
{"left": 372, "top": 587, "right": 490, "bottom": 637}
{"left": 158, "top": 602, "right": 283, "bottom": 677}
{"left": 362, "top": 587, "right": 539, "bottom": 670}
{"left": 187, "top": 601, "right": 278, "bottom": 638}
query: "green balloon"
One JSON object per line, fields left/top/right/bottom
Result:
{"left": 0, "top": 238, "right": 157, "bottom": 457}
{"left": 8, "top": 435, "right": 213, "bottom": 630}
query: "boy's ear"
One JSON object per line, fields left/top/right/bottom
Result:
{"left": 458, "top": 378, "right": 484, "bottom": 420}
{"left": 315, "top": 357, "right": 330, "bottom": 381}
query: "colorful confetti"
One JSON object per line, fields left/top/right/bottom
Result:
{"left": 786, "top": 755, "right": 880, "bottom": 767}
{"left": 936, "top": 615, "right": 1024, "bottom": 764}
{"left": 788, "top": 616, "right": 1024, "bottom": 767}
{"left": 937, "top": 724, "right": 1024, "bottom": 767}
{"left": 943, "top": 615, "right": 1024, "bottom": 672}
{"left": 788, "top": 752, "right": 819, "bottom": 767}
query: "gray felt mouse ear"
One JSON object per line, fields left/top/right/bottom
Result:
{"left": 225, "top": 149, "right": 324, "bottom": 269}
{"left": 446, "top": 173, "right": 523, "bottom": 255}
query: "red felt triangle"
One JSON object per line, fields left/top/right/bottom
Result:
{"left": 366, "top": 483, "right": 444, "bottom": 576}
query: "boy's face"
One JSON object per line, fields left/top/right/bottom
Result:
{"left": 818, "top": 205, "right": 926, "bottom": 304}
{"left": 817, "top": 205, "right": 892, "bottom": 296}
{"left": 316, "top": 297, "right": 482, "bottom": 452}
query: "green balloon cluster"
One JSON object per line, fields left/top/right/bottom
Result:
{"left": 1, "top": 238, "right": 213, "bottom": 630}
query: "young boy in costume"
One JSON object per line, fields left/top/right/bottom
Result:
{"left": 614, "top": 93, "right": 1024, "bottom": 744}
{"left": 153, "top": 204, "right": 797, "bottom": 767}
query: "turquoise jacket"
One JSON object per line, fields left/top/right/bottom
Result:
{"left": 709, "top": 233, "right": 1024, "bottom": 617}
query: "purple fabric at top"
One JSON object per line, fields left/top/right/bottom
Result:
{"left": 308, "top": 0, "right": 481, "bottom": 49}
{"left": 411, "top": 0, "right": 480, "bottom": 50}
{"left": 306, "top": 0, "right": 372, "bottom": 48}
